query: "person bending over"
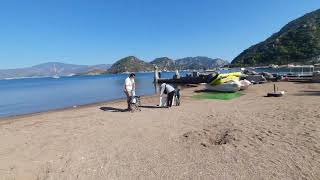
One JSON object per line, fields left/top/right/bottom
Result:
{"left": 160, "top": 83, "right": 175, "bottom": 107}
{"left": 124, "top": 73, "right": 136, "bottom": 110}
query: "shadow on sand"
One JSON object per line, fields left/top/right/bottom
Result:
{"left": 194, "top": 89, "right": 211, "bottom": 93}
{"left": 295, "top": 90, "right": 320, "bottom": 96}
{"left": 100, "top": 105, "right": 166, "bottom": 112}
{"left": 293, "top": 81, "right": 316, "bottom": 84}
{"left": 99, "top": 107, "right": 127, "bottom": 112}
{"left": 139, "top": 105, "right": 166, "bottom": 109}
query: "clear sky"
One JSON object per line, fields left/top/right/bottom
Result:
{"left": 0, "top": 0, "right": 320, "bottom": 69}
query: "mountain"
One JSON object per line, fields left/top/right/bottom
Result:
{"left": 108, "top": 56, "right": 229, "bottom": 73}
{"left": 0, "top": 56, "right": 229, "bottom": 78}
{"left": 150, "top": 56, "right": 228, "bottom": 71}
{"left": 89, "top": 64, "right": 112, "bottom": 71}
{"left": 150, "top": 57, "right": 176, "bottom": 71}
{"left": 232, "top": 9, "right": 320, "bottom": 66}
{"left": 77, "top": 69, "right": 109, "bottom": 76}
{"left": 175, "top": 56, "right": 229, "bottom": 70}
{"left": 108, "top": 56, "right": 154, "bottom": 74}
{"left": 0, "top": 62, "right": 111, "bottom": 79}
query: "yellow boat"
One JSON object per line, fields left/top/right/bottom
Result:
{"left": 209, "top": 72, "right": 241, "bottom": 86}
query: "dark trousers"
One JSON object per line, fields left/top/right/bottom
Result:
{"left": 167, "top": 91, "right": 175, "bottom": 107}
{"left": 124, "top": 91, "right": 131, "bottom": 110}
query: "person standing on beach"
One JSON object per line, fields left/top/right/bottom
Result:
{"left": 160, "top": 83, "right": 176, "bottom": 107}
{"left": 124, "top": 73, "right": 136, "bottom": 110}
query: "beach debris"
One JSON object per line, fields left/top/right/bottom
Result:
{"left": 267, "top": 84, "right": 284, "bottom": 97}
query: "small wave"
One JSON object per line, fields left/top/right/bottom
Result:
{"left": 1, "top": 76, "right": 48, "bottom": 80}
{"left": 1, "top": 75, "right": 72, "bottom": 81}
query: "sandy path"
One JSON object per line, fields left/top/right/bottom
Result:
{"left": 0, "top": 82, "right": 319, "bottom": 180}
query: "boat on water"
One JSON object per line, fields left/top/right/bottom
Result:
{"left": 52, "top": 64, "right": 60, "bottom": 79}
{"left": 52, "top": 75, "right": 60, "bottom": 79}
{"left": 66, "top": 73, "right": 75, "bottom": 77}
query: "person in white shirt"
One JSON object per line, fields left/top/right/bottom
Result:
{"left": 160, "top": 83, "right": 176, "bottom": 107}
{"left": 124, "top": 73, "right": 136, "bottom": 110}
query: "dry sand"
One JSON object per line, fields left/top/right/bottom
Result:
{"left": 0, "top": 82, "right": 319, "bottom": 180}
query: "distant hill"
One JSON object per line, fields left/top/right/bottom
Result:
{"left": 0, "top": 56, "right": 229, "bottom": 78}
{"left": 108, "top": 56, "right": 154, "bottom": 74}
{"left": 150, "top": 57, "right": 176, "bottom": 71}
{"left": 101, "top": 56, "right": 229, "bottom": 74}
{"left": 149, "top": 56, "right": 228, "bottom": 71}
{"left": 77, "top": 69, "right": 109, "bottom": 76}
{"left": 232, "top": 9, "right": 320, "bottom": 66}
{"left": 175, "top": 56, "right": 229, "bottom": 70}
{"left": 88, "top": 64, "right": 112, "bottom": 71}
{"left": 0, "top": 62, "right": 111, "bottom": 79}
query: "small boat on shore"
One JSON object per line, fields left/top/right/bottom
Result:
{"left": 205, "top": 83, "right": 241, "bottom": 93}
{"left": 205, "top": 72, "right": 243, "bottom": 92}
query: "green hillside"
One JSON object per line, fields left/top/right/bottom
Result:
{"left": 232, "top": 9, "right": 320, "bottom": 66}
{"left": 108, "top": 56, "right": 154, "bottom": 74}
{"left": 150, "top": 57, "right": 176, "bottom": 71}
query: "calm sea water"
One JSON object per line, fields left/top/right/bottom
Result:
{"left": 0, "top": 72, "right": 186, "bottom": 118}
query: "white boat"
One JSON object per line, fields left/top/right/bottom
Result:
{"left": 66, "top": 73, "right": 75, "bottom": 77}
{"left": 52, "top": 64, "right": 60, "bottom": 79}
{"left": 205, "top": 72, "right": 242, "bottom": 92}
{"left": 239, "top": 79, "right": 251, "bottom": 90}
{"left": 205, "top": 82, "right": 241, "bottom": 93}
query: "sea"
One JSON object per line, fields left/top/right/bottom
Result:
{"left": 0, "top": 72, "right": 187, "bottom": 118}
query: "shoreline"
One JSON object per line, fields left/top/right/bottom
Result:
{"left": 0, "top": 93, "right": 159, "bottom": 124}
{"left": 0, "top": 83, "right": 193, "bottom": 123}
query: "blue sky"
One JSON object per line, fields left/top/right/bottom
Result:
{"left": 0, "top": 0, "right": 319, "bottom": 69}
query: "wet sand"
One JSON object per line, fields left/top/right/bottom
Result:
{"left": 0, "top": 82, "right": 319, "bottom": 180}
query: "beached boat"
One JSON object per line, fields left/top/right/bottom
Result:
{"left": 209, "top": 72, "right": 241, "bottom": 86}
{"left": 205, "top": 82, "right": 241, "bottom": 93}
{"left": 205, "top": 72, "right": 243, "bottom": 92}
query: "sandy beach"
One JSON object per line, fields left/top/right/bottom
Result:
{"left": 0, "top": 82, "right": 319, "bottom": 180}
